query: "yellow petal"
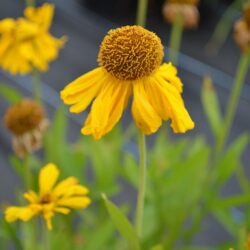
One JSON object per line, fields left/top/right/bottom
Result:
{"left": 24, "top": 3, "right": 54, "bottom": 31}
{"left": 43, "top": 212, "right": 53, "bottom": 230}
{"left": 15, "top": 19, "right": 39, "bottom": 41}
{"left": 52, "top": 177, "right": 78, "bottom": 197}
{"left": 153, "top": 75, "right": 195, "bottom": 133}
{"left": 57, "top": 197, "right": 91, "bottom": 209}
{"left": 54, "top": 207, "right": 71, "bottom": 214}
{"left": 5, "top": 206, "right": 37, "bottom": 222}
{"left": 0, "top": 18, "right": 16, "bottom": 33}
{"left": 63, "top": 185, "right": 89, "bottom": 197}
{"left": 132, "top": 80, "right": 162, "bottom": 134}
{"left": 24, "top": 190, "right": 39, "bottom": 203}
{"left": 39, "top": 163, "right": 59, "bottom": 197}
{"left": 82, "top": 77, "right": 131, "bottom": 139}
{"left": 60, "top": 68, "right": 105, "bottom": 113}
{"left": 158, "top": 63, "right": 183, "bottom": 93}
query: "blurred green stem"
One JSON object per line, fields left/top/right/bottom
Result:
{"left": 216, "top": 52, "right": 250, "bottom": 155}
{"left": 23, "top": 155, "right": 31, "bottom": 190}
{"left": 25, "top": 0, "right": 35, "bottom": 7}
{"left": 205, "top": 0, "right": 243, "bottom": 56}
{"left": 32, "top": 68, "right": 42, "bottom": 104}
{"left": 43, "top": 221, "right": 49, "bottom": 250}
{"left": 135, "top": 131, "right": 146, "bottom": 237}
{"left": 169, "top": 12, "right": 183, "bottom": 65}
{"left": 136, "top": 0, "right": 149, "bottom": 27}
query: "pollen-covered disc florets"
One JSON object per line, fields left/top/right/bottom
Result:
{"left": 98, "top": 25, "right": 164, "bottom": 81}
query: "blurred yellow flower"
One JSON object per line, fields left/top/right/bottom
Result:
{"left": 0, "top": 3, "right": 65, "bottom": 75}
{"left": 5, "top": 163, "right": 91, "bottom": 230}
{"left": 61, "top": 25, "right": 194, "bottom": 140}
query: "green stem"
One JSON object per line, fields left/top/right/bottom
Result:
{"left": 136, "top": 0, "right": 149, "bottom": 27}
{"left": 23, "top": 155, "right": 31, "bottom": 190}
{"left": 169, "top": 12, "right": 183, "bottom": 65}
{"left": 32, "top": 68, "right": 42, "bottom": 104}
{"left": 205, "top": 0, "right": 244, "bottom": 56}
{"left": 216, "top": 52, "right": 250, "bottom": 155}
{"left": 135, "top": 131, "right": 147, "bottom": 237}
{"left": 43, "top": 220, "right": 49, "bottom": 250}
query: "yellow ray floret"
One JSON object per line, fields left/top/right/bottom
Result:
{"left": 5, "top": 163, "right": 91, "bottom": 230}
{"left": 0, "top": 3, "right": 65, "bottom": 75}
{"left": 61, "top": 26, "right": 194, "bottom": 139}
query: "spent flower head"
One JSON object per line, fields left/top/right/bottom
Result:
{"left": 163, "top": 0, "right": 199, "bottom": 28}
{"left": 234, "top": 2, "right": 250, "bottom": 52}
{"left": 61, "top": 25, "right": 194, "bottom": 140}
{"left": 4, "top": 99, "right": 49, "bottom": 158}
{"left": 0, "top": 3, "right": 65, "bottom": 74}
{"left": 5, "top": 163, "right": 91, "bottom": 230}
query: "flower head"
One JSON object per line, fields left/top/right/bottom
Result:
{"left": 61, "top": 25, "right": 194, "bottom": 140}
{"left": 0, "top": 3, "right": 65, "bottom": 74}
{"left": 4, "top": 99, "right": 49, "bottom": 158}
{"left": 5, "top": 163, "right": 91, "bottom": 230}
{"left": 234, "top": 2, "right": 250, "bottom": 52}
{"left": 163, "top": 0, "right": 199, "bottom": 29}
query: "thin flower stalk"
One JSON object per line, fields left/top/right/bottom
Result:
{"left": 135, "top": 131, "right": 147, "bottom": 237}
{"left": 169, "top": 12, "right": 184, "bottom": 64}
{"left": 216, "top": 52, "right": 250, "bottom": 155}
{"left": 136, "top": 0, "right": 149, "bottom": 27}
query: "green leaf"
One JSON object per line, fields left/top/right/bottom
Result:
{"left": 102, "top": 194, "right": 140, "bottom": 250}
{"left": 214, "top": 133, "right": 250, "bottom": 185}
{"left": 81, "top": 220, "right": 115, "bottom": 250}
{"left": 0, "top": 83, "right": 22, "bottom": 104}
{"left": 43, "top": 106, "right": 68, "bottom": 164}
{"left": 214, "top": 193, "right": 250, "bottom": 208}
{"left": 122, "top": 153, "right": 138, "bottom": 187}
{"left": 9, "top": 155, "right": 23, "bottom": 179}
{"left": 0, "top": 218, "right": 22, "bottom": 250}
{"left": 150, "top": 244, "right": 164, "bottom": 250}
{"left": 201, "top": 77, "right": 222, "bottom": 138}
{"left": 212, "top": 208, "right": 238, "bottom": 235}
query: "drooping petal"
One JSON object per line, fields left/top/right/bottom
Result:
{"left": 158, "top": 63, "right": 183, "bottom": 93}
{"left": 39, "top": 163, "right": 59, "bottom": 197}
{"left": 60, "top": 68, "right": 105, "bottom": 113}
{"left": 150, "top": 75, "right": 194, "bottom": 133}
{"left": 132, "top": 80, "right": 162, "bottom": 134}
{"left": 57, "top": 197, "right": 91, "bottom": 209}
{"left": 5, "top": 206, "right": 37, "bottom": 222}
{"left": 82, "top": 77, "right": 132, "bottom": 139}
{"left": 144, "top": 76, "right": 170, "bottom": 120}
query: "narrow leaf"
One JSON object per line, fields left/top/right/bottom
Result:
{"left": 0, "top": 83, "right": 22, "bottom": 104}
{"left": 102, "top": 194, "right": 140, "bottom": 250}
{"left": 201, "top": 77, "right": 222, "bottom": 138}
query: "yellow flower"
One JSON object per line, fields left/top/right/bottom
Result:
{"left": 0, "top": 3, "right": 65, "bottom": 74}
{"left": 61, "top": 26, "right": 194, "bottom": 140}
{"left": 5, "top": 163, "right": 91, "bottom": 230}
